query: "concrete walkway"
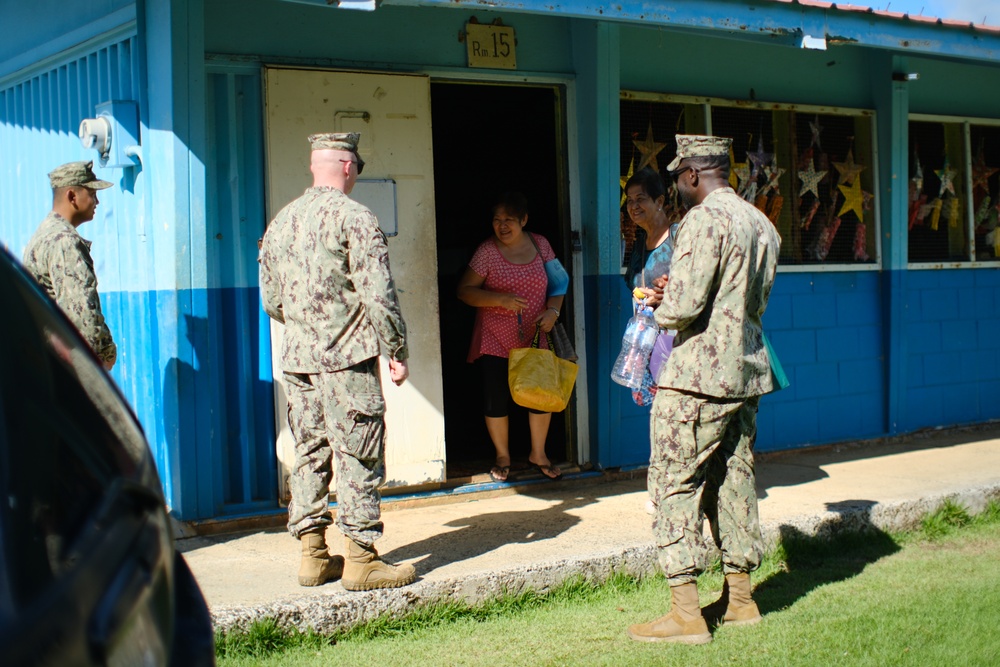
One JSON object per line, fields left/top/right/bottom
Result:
{"left": 180, "top": 425, "right": 1000, "bottom": 634}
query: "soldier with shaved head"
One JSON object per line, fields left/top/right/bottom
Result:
{"left": 260, "top": 133, "right": 415, "bottom": 590}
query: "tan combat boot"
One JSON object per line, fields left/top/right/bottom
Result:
{"left": 702, "top": 572, "right": 762, "bottom": 627}
{"left": 298, "top": 531, "right": 345, "bottom": 587}
{"left": 627, "top": 582, "right": 712, "bottom": 644}
{"left": 341, "top": 536, "right": 416, "bottom": 591}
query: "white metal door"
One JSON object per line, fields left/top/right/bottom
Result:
{"left": 264, "top": 67, "right": 445, "bottom": 500}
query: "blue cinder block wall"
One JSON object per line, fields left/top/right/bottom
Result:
{"left": 904, "top": 269, "right": 1000, "bottom": 431}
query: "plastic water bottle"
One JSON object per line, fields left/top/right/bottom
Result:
{"left": 611, "top": 306, "right": 659, "bottom": 389}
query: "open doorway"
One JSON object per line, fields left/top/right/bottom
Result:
{"left": 432, "top": 81, "right": 575, "bottom": 481}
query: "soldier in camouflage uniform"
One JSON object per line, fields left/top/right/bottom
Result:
{"left": 627, "top": 135, "right": 781, "bottom": 644}
{"left": 260, "top": 132, "right": 416, "bottom": 590}
{"left": 23, "top": 161, "right": 117, "bottom": 370}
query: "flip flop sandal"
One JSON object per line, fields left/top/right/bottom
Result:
{"left": 489, "top": 465, "right": 511, "bottom": 483}
{"left": 531, "top": 463, "right": 563, "bottom": 480}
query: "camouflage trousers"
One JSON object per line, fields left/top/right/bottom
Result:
{"left": 283, "top": 357, "right": 386, "bottom": 546}
{"left": 648, "top": 388, "right": 763, "bottom": 586}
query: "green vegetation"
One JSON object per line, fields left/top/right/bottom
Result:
{"left": 217, "top": 500, "right": 1000, "bottom": 666}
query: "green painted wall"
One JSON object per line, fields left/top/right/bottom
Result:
{"left": 205, "top": 1, "right": 574, "bottom": 74}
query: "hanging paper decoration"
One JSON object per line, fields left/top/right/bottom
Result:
{"left": 929, "top": 198, "right": 943, "bottom": 231}
{"left": 947, "top": 198, "right": 961, "bottom": 228}
{"left": 760, "top": 162, "right": 784, "bottom": 197}
{"left": 837, "top": 178, "right": 865, "bottom": 222}
{"left": 911, "top": 149, "right": 924, "bottom": 198}
{"left": 833, "top": 149, "right": 866, "bottom": 186}
{"left": 909, "top": 193, "right": 927, "bottom": 230}
{"left": 815, "top": 217, "right": 842, "bottom": 261}
{"left": 620, "top": 156, "right": 635, "bottom": 208}
{"left": 976, "top": 196, "right": 993, "bottom": 225}
{"left": 802, "top": 198, "right": 820, "bottom": 230}
{"left": 768, "top": 195, "right": 784, "bottom": 224}
{"left": 809, "top": 115, "right": 824, "bottom": 150}
{"left": 972, "top": 142, "right": 999, "bottom": 194}
{"left": 853, "top": 222, "right": 869, "bottom": 261}
{"left": 917, "top": 200, "right": 935, "bottom": 224}
{"left": 743, "top": 181, "right": 758, "bottom": 205}
{"left": 754, "top": 193, "right": 769, "bottom": 214}
{"left": 633, "top": 121, "right": 667, "bottom": 172}
{"left": 747, "top": 136, "right": 773, "bottom": 182}
{"left": 798, "top": 157, "right": 827, "bottom": 198}
{"left": 935, "top": 158, "right": 957, "bottom": 197}
{"left": 732, "top": 160, "right": 750, "bottom": 195}
{"left": 728, "top": 146, "right": 739, "bottom": 190}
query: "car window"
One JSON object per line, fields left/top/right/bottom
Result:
{"left": 0, "top": 250, "right": 155, "bottom": 609}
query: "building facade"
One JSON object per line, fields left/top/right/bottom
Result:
{"left": 2, "top": 0, "right": 999, "bottom": 522}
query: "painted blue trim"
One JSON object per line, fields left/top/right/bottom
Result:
{"left": 873, "top": 54, "right": 910, "bottom": 435}
{"left": 382, "top": 0, "right": 1000, "bottom": 62}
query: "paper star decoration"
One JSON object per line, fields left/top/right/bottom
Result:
{"left": 838, "top": 178, "right": 865, "bottom": 222}
{"left": 972, "top": 146, "right": 999, "bottom": 195}
{"left": 798, "top": 158, "right": 828, "bottom": 198}
{"left": 633, "top": 121, "right": 666, "bottom": 173}
{"left": 761, "top": 162, "right": 786, "bottom": 197}
{"left": 935, "top": 158, "right": 957, "bottom": 197}
{"left": 620, "top": 156, "right": 635, "bottom": 207}
{"left": 748, "top": 137, "right": 773, "bottom": 181}
{"left": 834, "top": 149, "right": 866, "bottom": 186}
{"left": 809, "top": 115, "right": 824, "bottom": 150}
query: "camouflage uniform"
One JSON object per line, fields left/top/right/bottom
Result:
{"left": 23, "top": 162, "right": 117, "bottom": 368}
{"left": 260, "top": 184, "right": 408, "bottom": 545}
{"left": 651, "top": 182, "right": 780, "bottom": 585}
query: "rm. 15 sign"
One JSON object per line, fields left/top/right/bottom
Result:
{"left": 466, "top": 23, "right": 516, "bottom": 70}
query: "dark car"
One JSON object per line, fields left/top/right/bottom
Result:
{"left": 0, "top": 246, "right": 214, "bottom": 666}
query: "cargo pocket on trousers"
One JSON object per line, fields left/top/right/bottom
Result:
{"left": 650, "top": 392, "right": 701, "bottom": 465}
{"left": 342, "top": 391, "right": 386, "bottom": 462}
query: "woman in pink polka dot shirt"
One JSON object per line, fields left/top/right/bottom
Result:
{"left": 457, "top": 192, "right": 566, "bottom": 483}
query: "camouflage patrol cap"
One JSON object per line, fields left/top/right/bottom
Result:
{"left": 308, "top": 132, "right": 361, "bottom": 152}
{"left": 48, "top": 160, "right": 113, "bottom": 189}
{"left": 666, "top": 135, "right": 733, "bottom": 172}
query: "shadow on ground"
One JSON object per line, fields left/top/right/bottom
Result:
{"left": 752, "top": 499, "right": 901, "bottom": 618}
{"left": 380, "top": 495, "right": 596, "bottom": 573}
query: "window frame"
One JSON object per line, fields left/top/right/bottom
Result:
{"left": 908, "top": 112, "right": 1000, "bottom": 269}
{"left": 620, "top": 90, "right": 882, "bottom": 274}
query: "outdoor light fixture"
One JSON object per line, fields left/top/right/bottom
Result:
{"left": 892, "top": 72, "right": 920, "bottom": 82}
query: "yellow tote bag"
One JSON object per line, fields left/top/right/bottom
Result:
{"left": 508, "top": 329, "right": 579, "bottom": 413}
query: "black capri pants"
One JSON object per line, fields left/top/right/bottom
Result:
{"left": 480, "top": 354, "right": 548, "bottom": 418}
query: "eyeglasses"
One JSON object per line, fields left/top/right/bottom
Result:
{"left": 669, "top": 165, "right": 694, "bottom": 180}
{"left": 339, "top": 157, "right": 365, "bottom": 175}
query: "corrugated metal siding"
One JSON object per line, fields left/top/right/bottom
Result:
{"left": 0, "top": 34, "right": 170, "bottom": 496}
{"left": 1, "top": 35, "right": 279, "bottom": 519}
{"left": 0, "top": 36, "right": 140, "bottom": 257}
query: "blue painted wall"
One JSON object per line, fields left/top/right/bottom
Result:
{"left": 903, "top": 269, "right": 1000, "bottom": 431}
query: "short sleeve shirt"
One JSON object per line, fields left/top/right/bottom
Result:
{"left": 467, "top": 233, "right": 555, "bottom": 361}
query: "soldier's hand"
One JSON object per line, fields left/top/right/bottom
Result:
{"left": 389, "top": 359, "right": 409, "bottom": 386}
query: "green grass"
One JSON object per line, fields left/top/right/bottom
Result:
{"left": 216, "top": 500, "right": 1000, "bottom": 666}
